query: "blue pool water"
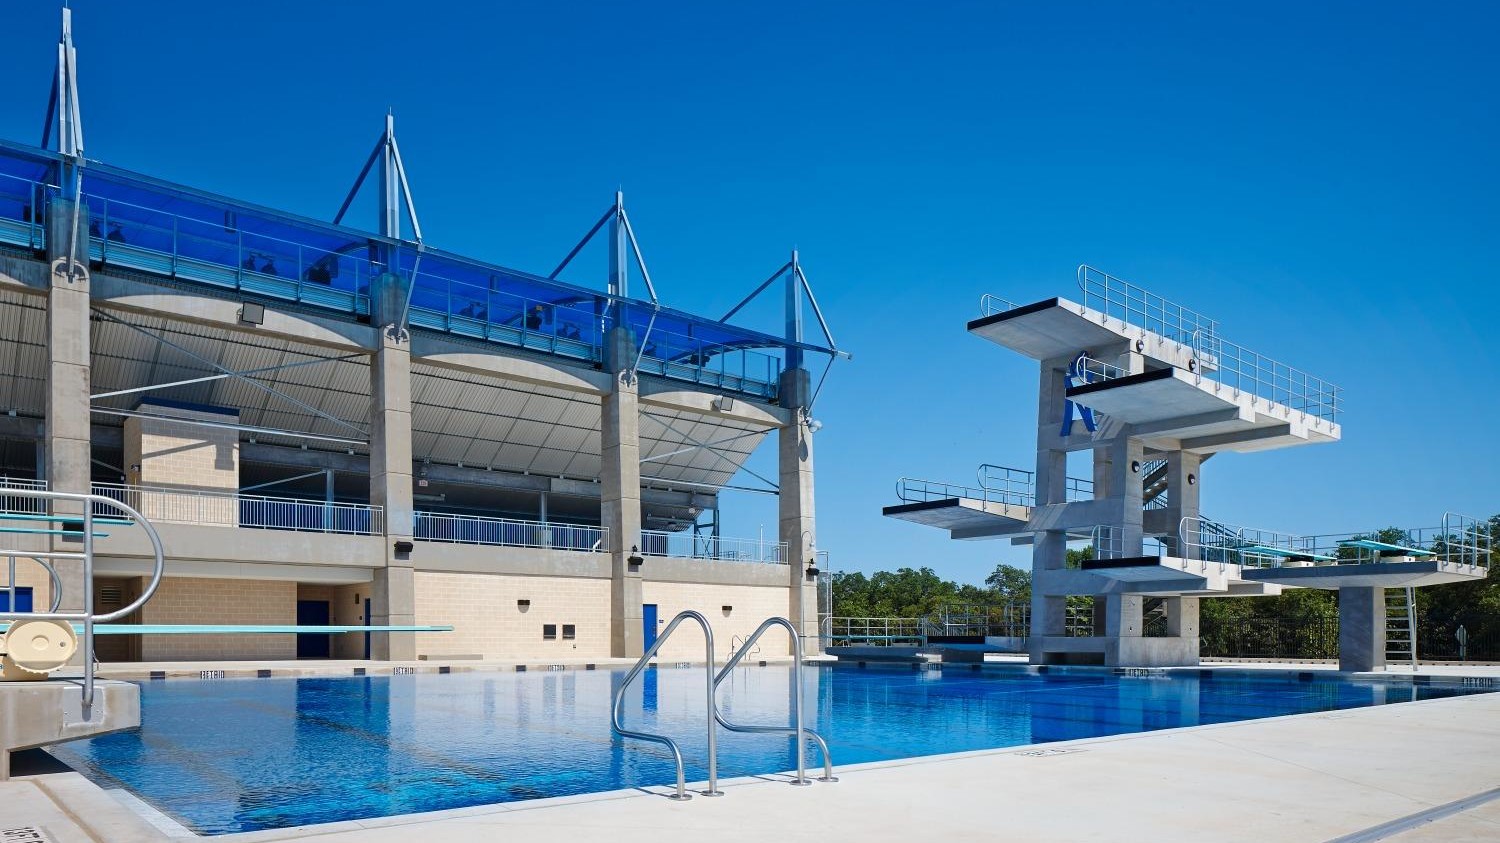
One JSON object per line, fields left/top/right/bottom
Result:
{"left": 49, "top": 666, "right": 1485, "bottom": 835}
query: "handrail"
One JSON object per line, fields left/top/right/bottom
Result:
{"left": 713, "top": 617, "right": 836, "bottom": 785}
{"left": 0, "top": 490, "right": 165, "bottom": 719}
{"left": 979, "top": 293, "right": 1020, "bottom": 317}
{"left": 610, "top": 609, "right": 721, "bottom": 800}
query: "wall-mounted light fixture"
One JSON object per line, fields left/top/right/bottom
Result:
{"left": 238, "top": 301, "right": 265, "bottom": 325}
{"left": 1187, "top": 474, "right": 1197, "bottom": 486}
{"left": 1130, "top": 460, "right": 1141, "bottom": 473}
{"left": 628, "top": 545, "right": 644, "bottom": 569}
{"left": 805, "top": 557, "right": 820, "bottom": 579}
{"left": 517, "top": 599, "right": 531, "bottom": 610}
{"left": 393, "top": 540, "right": 414, "bottom": 554}
{"left": 711, "top": 395, "right": 735, "bottom": 412}
{"left": 721, "top": 605, "right": 733, "bottom": 616}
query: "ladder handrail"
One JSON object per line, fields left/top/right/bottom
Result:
{"left": 713, "top": 617, "right": 836, "bottom": 785}
{"left": 0, "top": 490, "right": 165, "bottom": 719}
{"left": 610, "top": 609, "right": 720, "bottom": 800}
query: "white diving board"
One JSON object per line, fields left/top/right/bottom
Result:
{"left": 0, "top": 624, "right": 454, "bottom": 635}
{"left": 1337, "top": 539, "right": 1435, "bottom": 557}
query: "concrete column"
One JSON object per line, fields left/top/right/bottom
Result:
{"left": 1164, "top": 451, "right": 1202, "bottom": 556}
{"left": 1030, "top": 360, "right": 1071, "bottom": 662}
{"left": 46, "top": 199, "right": 91, "bottom": 614}
{"left": 602, "top": 360, "right": 644, "bottom": 659}
{"left": 1107, "top": 436, "right": 1145, "bottom": 557}
{"left": 1105, "top": 594, "right": 1143, "bottom": 638}
{"left": 1338, "top": 587, "right": 1386, "bottom": 672}
{"left": 779, "top": 367, "right": 819, "bottom": 653}
{"left": 1165, "top": 597, "right": 1199, "bottom": 638}
{"left": 369, "top": 316, "right": 415, "bottom": 661}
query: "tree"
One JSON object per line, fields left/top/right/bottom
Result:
{"left": 984, "top": 564, "right": 1031, "bottom": 605}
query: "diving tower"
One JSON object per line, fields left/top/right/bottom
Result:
{"left": 885, "top": 265, "right": 1484, "bottom": 670}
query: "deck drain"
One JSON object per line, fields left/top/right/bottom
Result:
{"left": 1013, "top": 747, "right": 1086, "bottom": 758}
{"left": 1, "top": 827, "right": 57, "bottom": 843}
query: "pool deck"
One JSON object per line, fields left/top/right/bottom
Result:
{"left": 3, "top": 663, "right": 1499, "bottom": 842}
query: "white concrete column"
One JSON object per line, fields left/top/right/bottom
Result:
{"left": 46, "top": 199, "right": 91, "bottom": 614}
{"left": 602, "top": 362, "right": 644, "bottom": 659}
{"left": 1338, "top": 587, "right": 1386, "bottom": 672}
{"left": 369, "top": 319, "right": 415, "bottom": 660}
{"left": 778, "top": 405, "right": 819, "bottom": 652}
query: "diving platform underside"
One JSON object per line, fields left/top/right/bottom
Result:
{"left": 967, "top": 297, "right": 1198, "bottom": 369}
{"left": 1239, "top": 561, "right": 1487, "bottom": 590}
{"left": 881, "top": 498, "right": 1030, "bottom": 539}
{"left": 1067, "top": 368, "right": 1340, "bottom": 453}
{"left": 1079, "top": 556, "right": 1283, "bottom": 597}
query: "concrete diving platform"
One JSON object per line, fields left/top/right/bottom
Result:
{"left": 1239, "top": 560, "right": 1488, "bottom": 590}
{"left": 1067, "top": 367, "right": 1340, "bottom": 453}
{"left": 882, "top": 498, "right": 1031, "bottom": 540}
{"left": 967, "top": 297, "right": 1200, "bottom": 370}
{"left": 1080, "top": 555, "right": 1284, "bottom": 597}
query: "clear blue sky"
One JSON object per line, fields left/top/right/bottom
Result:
{"left": 3, "top": 1, "right": 1496, "bottom": 586}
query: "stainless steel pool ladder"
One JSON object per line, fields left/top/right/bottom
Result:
{"left": 610, "top": 609, "right": 722, "bottom": 800}
{"left": 714, "top": 617, "right": 836, "bottom": 785}
{"left": 0, "top": 489, "right": 165, "bottom": 720}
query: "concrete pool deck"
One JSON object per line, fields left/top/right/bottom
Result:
{"left": 3, "top": 665, "right": 1499, "bottom": 842}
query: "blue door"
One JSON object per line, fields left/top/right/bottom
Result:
{"left": 0, "top": 588, "right": 33, "bottom": 613}
{"left": 643, "top": 603, "right": 658, "bottom": 651}
{"left": 363, "top": 598, "right": 372, "bottom": 660}
{"left": 296, "top": 600, "right": 331, "bottom": 658}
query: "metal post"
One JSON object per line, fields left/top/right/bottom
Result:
{"left": 785, "top": 249, "right": 804, "bottom": 372}
{"left": 379, "top": 113, "right": 399, "bottom": 240}
{"left": 608, "top": 191, "right": 627, "bottom": 299}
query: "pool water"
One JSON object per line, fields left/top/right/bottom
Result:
{"left": 48, "top": 666, "right": 1484, "bottom": 834}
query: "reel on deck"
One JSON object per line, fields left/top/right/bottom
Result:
{"left": 0, "top": 618, "right": 78, "bottom": 680}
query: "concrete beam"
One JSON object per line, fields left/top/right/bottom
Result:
{"left": 638, "top": 383, "right": 789, "bottom": 428}
{"left": 90, "top": 273, "right": 374, "bottom": 352}
{"left": 411, "top": 332, "right": 610, "bottom": 396}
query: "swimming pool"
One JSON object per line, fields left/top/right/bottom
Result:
{"left": 48, "top": 666, "right": 1486, "bottom": 835}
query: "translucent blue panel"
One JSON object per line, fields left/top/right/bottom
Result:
{"left": 0, "top": 139, "right": 828, "bottom": 398}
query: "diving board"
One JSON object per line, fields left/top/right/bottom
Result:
{"left": 1338, "top": 539, "right": 1435, "bottom": 558}
{"left": 1236, "top": 545, "right": 1336, "bottom": 564}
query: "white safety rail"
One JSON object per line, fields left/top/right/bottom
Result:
{"left": 0, "top": 478, "right": 48, "bottom": 515}
{"left": 91, "top": 483, "right": 382, "bottom": 535}
{"left": 1177, "top": 516, "right": 1320, "bottom": 568}
{"left": 1302, "top": 514, "right": 1493, "bottom": 569}
{"left": 1076, "top": 265, "right": 1342, "bottom": 423}
{"left": 821, "top": 616, "right": 925, "bottom": 646}
{"left": 639, "top": 529, "right": 786, "bottom": 564}
{"left": 1075, "top": 355, "right": 1130, "bottom": 383}
{"left": 979, "top": 293, "right": 1021, "bottom": 316}
{"left": 900, "top": 464, "right": 1093, "bottom": 508}
{"left": 0, "top": 489, "right": 165, "bottom": 720}
{"left": 415, "top": 512, "right": 605, "bottom": 552}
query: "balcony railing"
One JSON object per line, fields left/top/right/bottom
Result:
{"left": 639, "top": 530, "right": 787, "bottom": 564}
{"left": 90, "top": 483, "right": 382, "bottom": 535}
{"left": 414, "top": 512, "right": 605, "bottom": 552}
{"left": 0, "top": 477, "right": 48, "bottom": 514}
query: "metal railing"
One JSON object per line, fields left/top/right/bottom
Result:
{"left": 0, "top": 478, "right": 48, "bottom": 515}
{"left": 639, "top": 530, "right": 786, "bottom": 564}
{"left": 1075, "top": 355, "right": 1129, "bottom": 383}
{"left": 0, "top": 489, "right": 165, "bottom": 719}
{"left": 1181, "top": 513, "right": 1492, "bottom": 571}
{"left": 610, "top": 610, "right": 721, "bottom": 801}
{"left": 1076, "top": 265, "right": 1341, "bottom": 423}
{"left": 90, "top": 483, "right": 382, "bottom": 535}
{"left": 1065, "top": 602, "right": 1095, "bottom": 637}
{"left": 1077, "top": 265, "right": 1219, "bottom": 350}
{"left": 979, "top": 294, "right": 1021, "bottom": 317}
{"left": 930, "top": 602, "right": 1030, "bottom": 639}
{"left": 821, "top": 616, "right": 926, "bottom": 646}
{"left": 714, "top": 617, "right": 835, "bottom": 785}
{"left": 415, "top": 512, "right": 604, "bottom": 552}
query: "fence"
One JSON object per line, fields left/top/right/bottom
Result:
{"left": 90, "top": 483, "right": 381, "bottom": 535}
{"left": 414, "top": 512, "right": 604, "bottom": 552}
{"left": 0, "top": 477, "right": 48, "bottom": 514}
{"left": 639, "top": 530, "right": 787, "bottom": 564}
{"left": 1200, "top": 612, "right": 1500, "bottom": 662}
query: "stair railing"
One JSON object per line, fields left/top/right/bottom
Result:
{"left": 713, "top": 616, "right": 835, "bottom": 785}
{"left": 610, "top": 609, "right": 721, "bottom": 800}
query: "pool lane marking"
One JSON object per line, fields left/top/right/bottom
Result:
{"left": 1325, "top": 786, "right": 1500, "bottom": 843}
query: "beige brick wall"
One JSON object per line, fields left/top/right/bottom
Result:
{"left": 136, "top": 576, "right": 296, "bottom": 660}
{"left": 124, "top": 402, "right": 239, "bottom": 526}
{"left": 642, "top": 581, "right": 794, "bottom": 661}
{"left": 413, "top": 571, "right": 612, "bottom": 660}
{"left": 0, "top": 558, "right": 55, "bottom": 608}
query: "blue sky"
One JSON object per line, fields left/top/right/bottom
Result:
{"left": 3, "top": 2, "right": 1496, "bottom": 585}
